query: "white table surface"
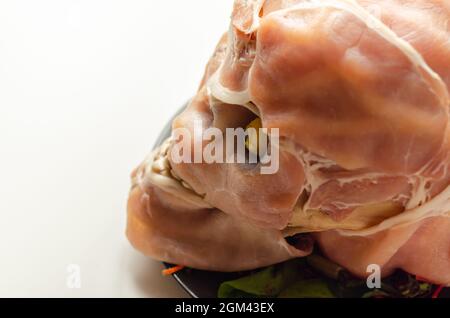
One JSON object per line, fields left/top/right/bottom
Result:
{"left": 0, "top": 0, "right": 232, "bottom": 297}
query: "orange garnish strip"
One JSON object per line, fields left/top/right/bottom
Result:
{"left": 162, "top": 265, "right": 185, "bottom": 276}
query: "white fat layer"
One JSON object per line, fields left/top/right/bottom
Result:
{"left": 208, "top": 70, "right": 251, "bottom": 106}
{"left": 338, "top": 180, "right": 450, "bottom": 237}
{"left": 283, "top": 139, "right": 450, "bottom": 237}
{"left": 243, "top": 0, "right": 266, "bottom": 34}
{"left": 206, "top": 0, "right": 266, "bottom": 106}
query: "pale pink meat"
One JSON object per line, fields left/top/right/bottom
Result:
{"left": 127, "top": 183, "right": 311, "bottom": 272}
{"left": 127, "top": 0, "right": 450, "bottom": 284}
{"left": 315, "top": 217, "right": 450, "bottom": 284}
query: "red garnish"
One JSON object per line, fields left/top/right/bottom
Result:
{"left": 432, "top": 285, "right": 444, "bottom": 299}
{"left": 416, "top": 275, "right": 433, "bottom": 284}
{"left": 415, "top": 275, "right": 431, "bottom": 283}
{"left": 162, "top": 265, "right": 185, "bottom": 276}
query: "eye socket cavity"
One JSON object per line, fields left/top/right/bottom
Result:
{"left": 210, "top": 100, "right": 260, "bottom": 132}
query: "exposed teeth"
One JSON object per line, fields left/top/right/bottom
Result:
{"left": 159, "top": 170, "right": 171, "bottom": 178}
{"left": 152, "top": 156, "right": 170, "bottom": 173}
{"left": 151, "top": 139, "right": 198, "bottom": 193}
{"left": 160, "top": 141, "right": 170, "bottom": 156}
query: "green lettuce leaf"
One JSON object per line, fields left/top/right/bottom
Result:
{"left": 217, "top": 254, "right": 443, "bottom": 298}
{"left": 278, "top": 279, "right": 335, "bottom": 298}
{"left": 218, "top": 258, "right": 334, "bottom": 298}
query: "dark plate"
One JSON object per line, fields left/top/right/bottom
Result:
{"left": 157, "top": 105, "right": 450, "bottom": 299}
{"left": 163, "top": 263, "right": 248, "bottom": 298}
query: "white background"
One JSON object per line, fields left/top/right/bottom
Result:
{"left": 0, "top": 0, "right": 232, "bottom": 297}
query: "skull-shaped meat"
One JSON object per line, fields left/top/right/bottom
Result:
{"left": 127, "top": 0, "right": 450, "bottom": 285}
